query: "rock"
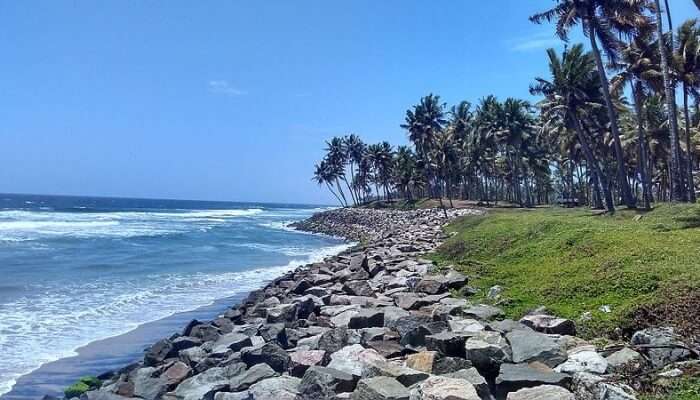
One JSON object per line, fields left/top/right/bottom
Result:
{"left": 506, "top": 385, "right": 575, "bottom": 400}
{"left": 488, "top": 320, "right": 532, "bottom": 334}
{"left": 190, "top": 323, "right": 222, "bottom": 342}
{"left": 405, "top": 351, "right": 440, "bottom": 374}
{"left": 349, "top": 309, "right": 385, "bottom": 329}
{"left": 343, "top": 280, "right": 375, "bottom": 297}
{"left": 506, "top": 330, "right": 566, "bottom": 368}
{"left": 414, "top": 276, "right": 448, "bottom": 295}
{"left": 82, "top": 392, "right": 133, "bottom": 400}
{"left": 163, "top": 361, "right": 192, "bottom": 386}
{"left": 132, "top": 367, "right": 168, "bottom": 400}
{"left": 318, "top": 327, "right": 349, "bottom": 353}
{"left": 519, "top": 315, "right": 576, "bottom": 336}
{"left": 248, "top": 376, "right": 301, "bottom": 400}
{"left": 172, "top": 336, "right": 202, "bottom": 353}
{"left": 442, "top": 368, "right": 493, "bottom": 400}
{"left": 554, "top": 347, "right": 608, "bottom": 374}
{"left": 404, "top": 351, "right": 471, "bottom": 375}
{"left": 631, "top": 327, "right": 691, "bottom": 369}
{"left": 352, "top": 376, "right": 410, "bottom": 400}
{"left": 144, "top": 339, "right": 175, "bottom": 367}
{"left": 213, "top": 333, "right": 253, "bottom": 353}
{"left": 289, "top": 350, "right": 327, "bottom": 377}
{"left": 462, "top": 305, "right": 504, "bottom": 321}
{"left": 230, "top": 363, "right": 278, "bottom": 391}
{"left": 448, "top": 318, "right": 485, "bottom": 335}
{"left": 409, "top": 375, "right": 481, "bottom": 400}
{"left": 366, "top": 340, "right": 407, "bottom": 358}
{"left": 495, "top": 364, "right": 571, "bottom": 395}
{"left": 298, "top": 366, "right": 357, "bottom": 399}
{"left": 241, "top": 342, "right": 291, "bottom": 372}
{"left": 362, "top": 355, "right": 429, "bottom": 386}
{"left": 401, "top": 321, "right": 448, "bottom": 348}
{"left": 425, "top": 332, "right": 469, "bottom": 358}
{"left": 605, "top": 348, "right": 645, "bottom": 373}
{"left": 214, "top": 393, "right": 250, "bottom": 400}
{"left": 464, "top": 331, "right": 511, "bottom": 374}
{"left": 383, "top": 307, "right": 411, "bottom": 327}
{"left": 572, "top": 372, "right": 638, "bottom": 400}
{"left": 170, "top": 365, "right": 242, "bottom": 400}
{"left": 266, "top": 303, "right": 298, "bottom": 323}
{"left": 333, "top": 309, "right": 361, "bottom": 328}
{"left": 486, "top": 286, "right": 503, "bottom": 301}
{"left": 327, "top": 344, "right": 372, "bottom": 377}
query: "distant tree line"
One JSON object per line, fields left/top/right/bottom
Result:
{"left": 313, "top": 0, "right": 700, "bottom": 214}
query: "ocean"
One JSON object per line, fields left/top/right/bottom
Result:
{"left": 0, "top": 193, "right": 350, "bottom": 399}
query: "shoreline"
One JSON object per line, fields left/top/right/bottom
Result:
{"left": 29, "top": 207, "right": 694, "bottom": 400}
{"left": 1, "top": 239, "right": 354, "bottom": 400}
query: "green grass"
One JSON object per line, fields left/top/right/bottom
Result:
{"left": 432, "top": 203, "right": 700, "bottom": 337}
{"left": 641, "top": 379, "right": 700, "bottom": 400}
{"left": 64, "top": 376, "right": 101, "bottom": 398}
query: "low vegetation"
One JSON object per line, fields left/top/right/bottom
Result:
{"left": 64, "top": 376, "right": 101, "bottom": 399}
{"left": 432, "top": 203, "right": 700, "bottom": 339}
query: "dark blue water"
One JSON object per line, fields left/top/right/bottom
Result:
{"left": 0, "top": 194, "right": 349, "bottom": 397}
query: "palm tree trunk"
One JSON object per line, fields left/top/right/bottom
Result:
{"left": 572, "top": 115, "right": 615, "bottom": 213}
{"left": 334, "top": 179, "right": 349, "bottom": 207}
{"left": 631, "top": 82, "right": 653, "bottom": 209}
{"left": 325, "top": 182, "right": 345, "bottom": 206}
{"left": 586, "top": 23, "right": 635, "bottom": 208}
{"left": 683, "top": 85, "right": 697, "bottom": 203}
{"left": 653, "top": 0, "right": 686, "bottom": 202}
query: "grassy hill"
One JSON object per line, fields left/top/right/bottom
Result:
{"left": 431, "top": 203, "right": 700, "bottom": 340}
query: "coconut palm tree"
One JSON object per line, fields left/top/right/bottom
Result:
{"left": 313, "top": 160, "right": 346, "bottom": 206}
{"left": 673, "top": 19, "right": 700, "bottom": 202}
{"left": 530, "top": 0, "right": 652, "bottom": 208}
{"left": 652, "top": 0, "right": 686, "bottom": 201}
{"left": 611, "top": 27, "right": 661, "bottom": 208}
{"left": 325, "top": 136, "right": 355, "bottom": 206}
{"left": 531, "top": 44, "right": 616, "bottom": 212}
{"left": 343, "top": 134, "right": 366, "bottom": 204}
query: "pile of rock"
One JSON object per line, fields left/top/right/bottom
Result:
{"left": 74, "top": 208, "right": 696, "bottom": 400}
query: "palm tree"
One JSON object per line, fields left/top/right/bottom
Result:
{"left": 673, "top": 19, "right": 700, "bottom": 202}
{"left": 530, "top": 0, "right": 651, "bottom": 208}
{"left": 652, "top": 0, "right": 686, "bottom": 201}
{"left": 313, "top": 160, "right": 346, "bottom": 206}
{"left": 531, "top": 44, "right": 616, "bottom": 213}
{"left": 325, "top": 137, "right": 355, "bottom": 206}
{"left": 343, "top": 134, "right": 366, "bottom": 204}
{"left": 611, "top": 28, "right": 660, "bottom": 208}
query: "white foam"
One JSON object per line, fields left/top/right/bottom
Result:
{"left": 0, "top": 242, "right": 353, "bottom": 397}
{"left": 0, "top": 208, "right": 265, "bottom": 242}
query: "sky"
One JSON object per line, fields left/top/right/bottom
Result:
{"left": 1, "top": 1, "right": 697, "bottom": 205}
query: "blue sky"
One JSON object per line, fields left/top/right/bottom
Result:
{"left": 1, "top": 1, "right": 696, "bottom": 205}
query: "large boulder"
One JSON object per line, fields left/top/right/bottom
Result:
{"left": 425, "top": 332, "right": 469, "bottom": 358}
{"left": 248, "top": 376, "right": 301, "bottom": 400}
{"left": 241, "top": 342, "right": 291, "bottom": 372}
{"left": 464, "top": 331, "right": 512, "bottom": 374}
{"left": 442, "top": 368, "right": 493, "bottom": 400}
{"left": 169, "top": 364, "right": 242, "bottom": 400}
{"left": 605, "top": 348, "right": 645, "bottom": 373}
{"left": 343, "top": 280, "right": 375, "bottom": 297}
{"left": 519, "top": 315, "right": 576, "bottom": 336}
{"left": 144, "top": 339, "right": 175, "bottom": 367}
{"left": 630, "top": 327, "right": 691, "bottom": 369}
{"left": 505, "top": 330, "right": 566, "bottom": 368}
{"left": 298, "top": 366, "right": 357, "bottom": 399}
{"left": 229, "top": 364, "right": 278, "bottom": 392}
{"left": 495, "top": 364, "right": 571, "bottom": 396}
{"left": 572, "top": 372, "right": 638, "bottom": 400}
{"left": 506, "top": 385, "right": 575, "bottom": 400}
{"left": 349, "top": 309, "right": 385, "bottom": 329}
{"left": 462, "top": 305, "right": 504, "bottom": 321}
{"left": 409, "top": 375, "right": 481, "bottom": 400}
{"left": 554, "top": 346, "right": 608, "bottom": 375}
{"left": 289, "top": 350, "right": 327, "bottom": 377}
{"left": 318, "top": 327, "right": 349, "bottom": 353}
{"left": 351, "top": 376, "right": 410, "bottom": 400}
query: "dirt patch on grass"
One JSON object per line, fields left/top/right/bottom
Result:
{"left": 631, "top": 289, "right": 700, "bottom": 346}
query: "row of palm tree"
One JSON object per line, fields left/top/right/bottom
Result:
{"left": 313, "top": 1, "right": 699, "bottom": 214}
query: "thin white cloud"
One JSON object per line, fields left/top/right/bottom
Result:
{"left": 509, "top": 32, "right": 562, "bottom": 52}
{"left": 208, "top": 80, "right": 247, "bottom": 96}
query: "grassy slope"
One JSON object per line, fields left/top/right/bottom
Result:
{"left": 432, "top": 203, "right": 700, "bottom": 338}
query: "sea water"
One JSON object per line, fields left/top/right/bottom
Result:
{"left": 0, "top": 194, "right": 349, "bottom": 398}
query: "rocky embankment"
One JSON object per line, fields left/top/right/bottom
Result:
{"left": 76, "top": 208, "right": 697, "bottom": 400}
